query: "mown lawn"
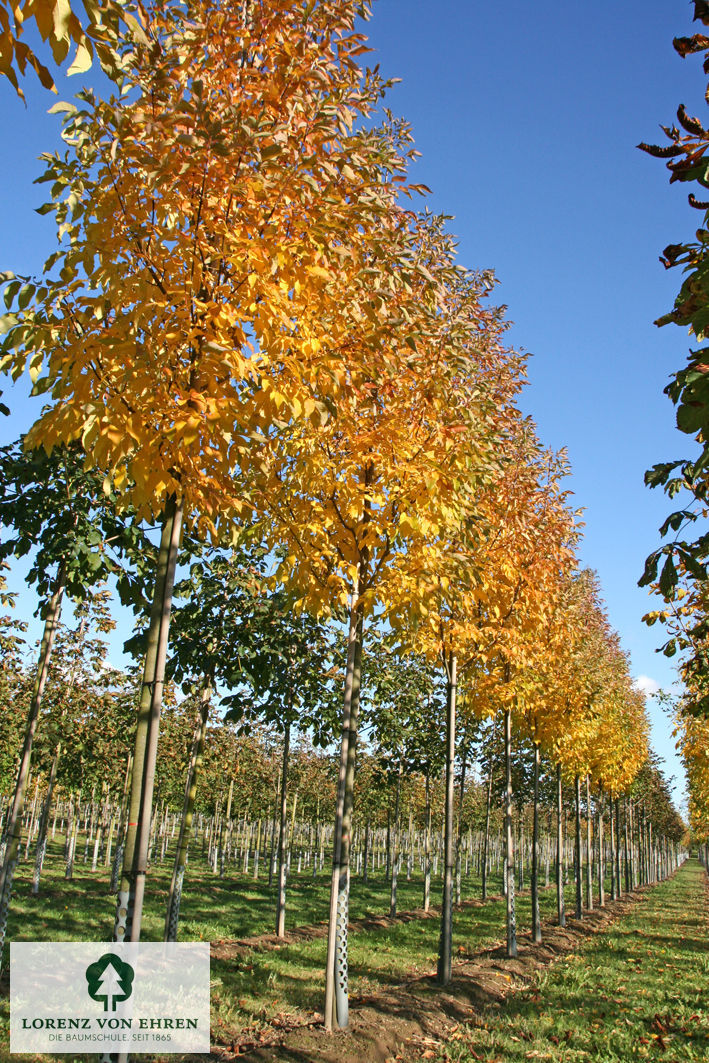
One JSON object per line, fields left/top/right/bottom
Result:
{"left": 430, "top": 857, "right": 708, "bottom": 1063}
{"left": 0, "top": 833, "right": 571, "bottom": 1057}
{"left": 208, "top": 869, "right": 573, "bottom": 1043}
{"left": 2, "top": 836, "right": 506, "bottom": 944}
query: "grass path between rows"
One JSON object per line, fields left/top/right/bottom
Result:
{"left": 427, "top": 857, "right": 709, "bottom": 1063}
{"left": 209, "top": 878, "right": 569, "bottom": 1045}
{"left": 3, "top": 843, "right": 691, "bottom": 1063}
{"left": 233, "top": 860, "right": 703, "bottom": 1063}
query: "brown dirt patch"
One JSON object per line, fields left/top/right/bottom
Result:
{"left": 209, "top": 885, "right": 652, "bottom": 1063}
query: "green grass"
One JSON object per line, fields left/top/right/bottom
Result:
{"left": 430, "top": 858, "right": 709, "bottom": 1063}
{"left": 209, "top": 872, "right": 576, "bottom": 1044}
{"left": 0, "top": 832, "right": 573, "bottom": 1057}
{"left": 3, "top": 837, "right": 508, "bottom": 944}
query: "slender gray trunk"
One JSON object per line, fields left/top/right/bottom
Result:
{"left": 423, "top": 771, "right": 431, "bottom": 912}
{"left": 276, "top": 721, "right": 291, "bottom": 938}
{"left": 114, "top": 496, "right": 183, "bottom": 950}
{"left": 615, "top": 798, "right": 622, "bottom": 898}
{"left": 362, "top": 818, "right": 369, "bottom": 883}
{"left": 437, "top": 652, "right": 457, "bottom": 984}
{"left": 585, "top": 775, "right": 593, "bottom": 910}
{"left": 504, "top": 706, "right": 517, "bottom": 957}
{"left": 0, "top": 563, "right": 66, "bottom": 969}
{"left": 324, "top": 592, "right": 363, "bottom": 1032}
{"left": 165, "top": 686, "right": 210, "bottom": 941}
{"left": 556, "top": 764, "right": 565, "bottom": 927}
{"left": 531, "top": 741, "right": 541, "bottom": 944}
{"left": 111, "top": 752, "right": 133, "bottom": 893}
{"left": 598, "top": 788, "right": 605, "bottom": 907}
{"left": 482, "top": 742, "right": 493, "bottom": 901}
{"left": 219, "top": 779, "right": 233, "bottom": 878}
{"left": 33, "top": 744, "right": 61, "bottom": 895}
{"left": 574, "top": 775, "right": 582, "bottom": 919}
{"left": 455, "top": 749, "right": 467, "bottom": 907}
{"left": 609, "top": 792, "right": 617, "bottom": 900}
{"left": 389, "top": 762, "right": 402, "bottom": 917}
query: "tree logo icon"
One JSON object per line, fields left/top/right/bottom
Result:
{"left": 85, "top": 953, "right": 135, "bottom": 1012}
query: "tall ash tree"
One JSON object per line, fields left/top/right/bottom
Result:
{"left": 253, "top": 232, "right": 517, "bottom": 1028}
{"left": 0, "top": 0, "right": 427, "bottom": 952}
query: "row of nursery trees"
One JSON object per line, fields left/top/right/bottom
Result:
{"left": 0, "top": 433, "right": 686, "bottom": 1027}
{"left": 0, "top": 599, "right": 685, "bottom": 936}
{"left": 0, "top": 0, "right": 686, "bottom": 1034}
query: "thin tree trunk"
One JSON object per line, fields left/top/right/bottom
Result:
{"left": 324, "top": 592, "right": 363, "bottom": 1032}
{"left": 531, "top": 740, "right": 541, "bottom": 944}
{"left": 0, "top": 561, "right": 66, "bottom": 967}
{"left": 455, "top": 748, "right": 467, "bottom": 907}
{"left": 610, "top": 791, "right": 617, "bottom": 900}
{"left": 276, "top": 721, "right": 291, "bottom": 938}
{"left": 219, "top": 778, "right": 233, "bottom": 878}
{"left": 268, "top": 807, "right": 276, "bottom": 887}
{"left": 287, "top": 791, "right": 298, "bottom": 875}
{"left": 574, "top": 774, "right": 582, "bottom": 919}
{"left": 556, "top": 764, "right": 565, "bottom": 927}
{"left": 66, "top": 801, "right": 78, "bottom": 879}
{"left": 114, "top": 496, "right": 182, "bottom": 947}
{"left": 504, "top": 706, "right": 517, "bottom": 958}
{"left": 389, "top": 762, "right": 402, "bottom": 917}
{"left": 598, "top": 788, "right": 605, "bottom": 907}
{"left": 111, "top": 752, "right": 133, "bottom": 893}
{"left": 585, "top": 774, "right": 593, "bottom": 910}
{"left": 482, "top": 741, "right": 494, "bottom": 901}
{"left": 615, "top": 797, "right": 622, "bottom": 898}
{"left": 437, "top": 651, "right": 457, "bottom": 984}
{"left": 362, "top": 818, "right": 369, "bottom": 884}
{"left": 424, "top": 771, "right": 432, "bottom": 912}
{"left": 32, "top": 742, "right": 61, "bottom": 895}
{"left": 24, "top": 778, "right": 40, "bottom": 860}
{"left": 164, "top": 686, "right": 210, "bottom": 941}
{"left": 624, "top": 797, "right": 631, "bottom": 892}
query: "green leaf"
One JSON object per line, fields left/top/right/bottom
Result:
{"left": 644, "top": 461, "right": 683, "bottom": 488}
{"left": 638, "top": 552, "right": 660, "bottom": 588}
{"left": 658, "top": 555, "right": 678, "bottom": 598}
{"left": 3, "top": 281, "right": 21, "bottom": 309}
{"left": 0, "top": 313, "right": 18, "bottom": 337}
{"left": 658, "top": 510, "right": 694, "bottom": 537}
{"left": 676, "top": 400, "right": 707, "bottom": 434}
{"left": 17, "top": 284, "right": 34, "bottom": 311}
{"left": 678, "top": 548, "right": 708, "bottom": 581}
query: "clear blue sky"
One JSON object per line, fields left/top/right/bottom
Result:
{"left": 0, "top": 0, "right": 701, "bottom": 807}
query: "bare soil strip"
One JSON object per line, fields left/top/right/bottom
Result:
{"left": 210, "top": 884, "right": 654, "bottom": 1062}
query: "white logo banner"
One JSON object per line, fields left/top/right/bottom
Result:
{"left": 11, "top": 942, "right": 210, "bottom": 1054}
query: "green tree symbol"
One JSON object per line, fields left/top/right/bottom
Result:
{"left": 85, "top": 953, "right": 134, "bottom": 1012}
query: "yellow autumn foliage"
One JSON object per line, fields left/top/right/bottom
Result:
{"left": 1, "top": 0, "right": 420, "bottom": 533}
